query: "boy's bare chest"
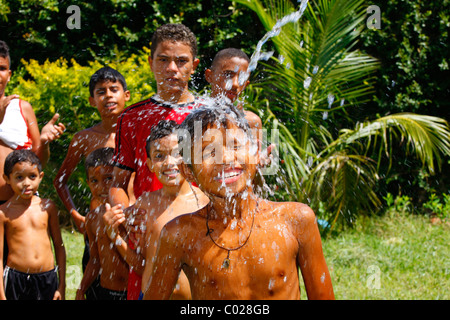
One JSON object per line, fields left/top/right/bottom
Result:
{"left": 80, "top": 131, "right": 115, "bottom": 156}
{"left": 182, "top": 220, "right": 300, "bottom": 298}
{"left": 6, "top": 208, "right": 49, "bottom": 234}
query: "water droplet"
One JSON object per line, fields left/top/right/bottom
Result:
{"left": 303, "top": 77, "right": 312, "bottom": 89}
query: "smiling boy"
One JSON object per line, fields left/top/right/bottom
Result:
{"left": 104, "top": 120, "right": 209, "bottom": 300}
{"left": 54, "top": 66, "right": 131, "bottom": 233}
{"left": 143, "top": 105, "right": 334, "bottom": 300}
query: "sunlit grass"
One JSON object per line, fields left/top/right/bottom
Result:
{"left": 314, "top": 212, "right": 450, "bottom": 300}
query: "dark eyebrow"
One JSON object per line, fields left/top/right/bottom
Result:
{"left": 157, "top": 53, "right": 190, "bottom": 59}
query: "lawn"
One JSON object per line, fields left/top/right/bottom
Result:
{"left": 62, "top": 211, "right": 449, "bottom": 300}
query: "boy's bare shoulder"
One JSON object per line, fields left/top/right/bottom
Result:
{"left": 162, "top": 207, "right": 207, "bottom": 237}
{"left": 243, "top": 110, "right": 262, "bottom": 129}
{"left": 260, "top": 199, "right": 316, "bottom": 224}
{"left": 72, "top": 124, "right": 104, "bottom": 140}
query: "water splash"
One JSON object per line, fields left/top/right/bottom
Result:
{"left": 240, "top": 0, "right": 310, "bottom": 85}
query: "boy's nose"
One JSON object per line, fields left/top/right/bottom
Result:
{"left": 167, "top": 60, "right": 178, "bottom": 72}
{"left": 231, "top": 76, "right": 240, "bottom": 88}
{"left": 223, "top": 148, "right": 237, "bottom": 164}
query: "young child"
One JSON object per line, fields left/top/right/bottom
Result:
{"left": 76, "top": 148, "right": 128, "bottom": 300}
{"left": 104, "top": 120, "right": 209, "bottom": 300}
{"left": 109, "top": 23, "right": 201, "bottom": 300}
{"left": 0, "top": 149, "right": 66, "bottom": 300}
{"left": 0, "top": 40, "right": 65, "bottom": 204}
{"left": 143, "top": 106, "right": 335, "bottom": 300}
{"left": 54, "top": 66, "right": 131, "bottom": 234}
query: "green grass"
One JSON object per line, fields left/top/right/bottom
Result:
{"left": 311, "top": 211, "right": 450, "bottom": 300}
{"left": 62, "top": 228, "right": 85, "bottom": 300}
{"left": 61, "top": 212, "right": 449, "bottom": 300}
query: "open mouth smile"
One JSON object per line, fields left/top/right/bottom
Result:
{"left": 214, "top": 168, "right": 244, "bottom": 184}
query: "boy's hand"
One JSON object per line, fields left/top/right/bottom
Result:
{"left": 124, "top": 207, "right": 147, "bottom": 248}
{"left": 259, "top": 143, "right": 275, "bottom": 167}
{"left": 53, "top": 289, "right": 64, "bottom": 300}
{"left": 103, "top": 203, "right": 125, "bottom": 241}
{"left": 40, "top": 113, "right": 66, "bottom": 143}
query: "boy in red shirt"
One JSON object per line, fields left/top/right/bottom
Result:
{"left": 109, "top": 23, "right": 200, "bottom": 300}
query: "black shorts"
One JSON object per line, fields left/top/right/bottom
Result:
{"left": 98, "top": 286, "right": 127, "bottom": 300}
{"left": 3, "top": 266, "right": 58, "bottom": 300}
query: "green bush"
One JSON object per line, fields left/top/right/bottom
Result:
{"left": 5, "top": 47, "right": 156, "bottom": 222}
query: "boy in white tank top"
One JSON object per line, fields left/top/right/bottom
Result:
{"left": 0, "top": 40, "right": 66, "bottom": 202}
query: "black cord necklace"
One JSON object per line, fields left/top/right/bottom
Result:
{"left": 205, "top": 200, "right": 257, "bottom": 269}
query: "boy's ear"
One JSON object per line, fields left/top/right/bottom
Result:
{"left": 88, "top": 96, "right": 95, "bottom": 107}
{"left": 39, "top": 171, "right": 44, "bottom": 180}
{"left": 243, "top": 79, "right": 250, "bottom": 91}
{"left": 204, "top": 68, "right": 213, "bottom": 84}
{"left": 146, "top": 157, "right": 154, "bottom": 173}
{"left": 179, "top": 161, "right": 195, "bottom": 184}
{"left": 148, "top": 56, "right": 154, "bottom": 72}
{"left": 3, "top": 174, "right": 10, "bottom": 185}
{"left": 191, "top": 58, "right": 200, "bottom": 74}
{"left": 124, "top": 90, "right": 131, "bottom": 102}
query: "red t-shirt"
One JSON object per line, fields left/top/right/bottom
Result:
{"left": 113, "top": 96, "right": 199, "bottom": 300}
{"left": 113, "top": 96, "right": 198, "bottom": 198}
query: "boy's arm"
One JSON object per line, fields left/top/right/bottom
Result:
{"left": 76, "top": 213, "right": 100, "bottom": 300}
{"left": 21, "top": 100, "right": 45, "bottom": 164}
{"left": 21, "top": 100, "right": 65, "bottom": 167}
{"left": 109, "top": 166, "right": 132, "bottom": 208}
{"left": 0, "top": 211, "right": 6, "bottom": 300}
{"left": 294, "top": 204, "right": 335, "bottom": 300}
{"left": 103, "top": 204, "right": 146, "bottom": 275}
{"left": 142, "top": 225, "right": 183, "bottom": 300}
{"left": 38, "top": 113, "right": 66, "bottom": 167}
{"left": 53, "top": 133, "right": 86, "bottom": 233}
{"left": 141, "top": 221, "right": 163, "bottom": 294}
{"left": 47, "top": 200, "right": 66, "bottom": 300}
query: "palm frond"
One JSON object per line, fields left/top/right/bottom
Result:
{"left": 336, "top": 114, "right": 450, "bottom": 173}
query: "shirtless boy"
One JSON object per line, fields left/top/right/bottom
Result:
{"left": 104, "top": 120, "right": 209, "bottom": 300}
{"left": 143, "top": 106, "right": 334, "bottom": 300}
{"left": 54, "top": 66, "right": 131, "bottom": 233}
{"left": 76, "top": 148, "right": 128, "bottom": 300}
{"left": 205, "top": 48, "right": 262, "bottom": 132}
{"left": 0, "top": 150, "right": 66, "bottom": 300}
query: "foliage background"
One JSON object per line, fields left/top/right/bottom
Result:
{"left": 1, "top": 0, "right": 449, "bottom": 226}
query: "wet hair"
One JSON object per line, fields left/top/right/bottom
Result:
{"left": 89, "top": 66, "right": 127, "bottom": 97}
{"left": 0, "top": 40, "right": 11, "bottom": 68}
{"left": 178, "top": 102, "right": 250, "bottom": 157}
{"left": 145, "top": 120, "right": 180, "bottom": 158}
{"left": 150, "top": 24, "right": 197, "bottom": 59}
{"left": 4, "top": 150, "right": 42, "bottom": 177}
{"left": 210, "top": 48, "right": 250, "bottom": 70}
{"left": 85, "top": 147, "right": 115, "bottom": 177}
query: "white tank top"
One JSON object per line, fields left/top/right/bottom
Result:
{"left": 0, "top": 98, "right": 32, "bottom": 150}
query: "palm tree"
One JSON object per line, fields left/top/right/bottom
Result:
{"left": 235, "top": 0, "right": 450, "bottom": 229}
